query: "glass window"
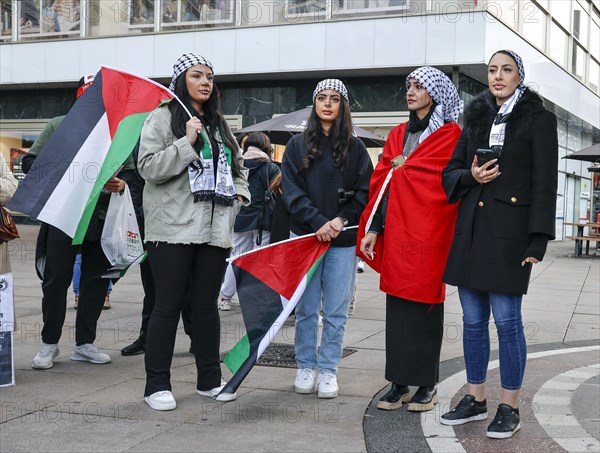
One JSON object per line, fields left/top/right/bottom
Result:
{"left": 0, "top": 0, "right": 13, "bottom": 41}
{"left": 550, "top": 0, "right": 571, "bottom": 31}
{"left": 522, "top": 2, "right": 546, "bottom": 50}
{"left": 550, "top": 21, "right": 568, "bottom": 67}
{"left": 19, "top": 0, "right": 81, "bottom": 41}
{"left": 162, "top": 0, "right": 235, "bottom": 29}
{"left": 573, "top": 2, "right": 589, "bottom": 46}
{"left": 0, "top": 129, "right": 40, "bottom": 182}
{"left": 535, "top": 0, "right": 549, "bottom": 12}
{"left": 590, "top": 58, "right": 600, "bottom": 93}
{"left": 572, "top": 43, "right": 587, "bottom": 80}
{"left": 340, "top": 0, "right": 410, "bottom": 13}
{"left": 591, "top": 13, "right": 599, "bottom": 58}
{"left": 285, "top": 0, "right": 328, "bottom": 18}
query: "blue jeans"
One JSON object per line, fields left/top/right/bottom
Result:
{"left": 458, "top": 287, "right": 526, "bottom": 390}
{"left": 295, "top": 245, "right": 356, "bottom": 374}
{"left": 43, "top": 7, "right": 60, "bottom": 32}
{"left": 73, "top": 253, "right": 112, "bottom": 296}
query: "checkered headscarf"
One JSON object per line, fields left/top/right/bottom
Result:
{"left": 406, "top": 67, "right": 464, "bottom": 143}
{"left": 169, "top": 53, "right": 214, "bottom": 92}
{"left": 312, "top": 79, "right": 349, "bottom": 102}
{"left": 492, "top": 49, "right": 525, "bottom": 85}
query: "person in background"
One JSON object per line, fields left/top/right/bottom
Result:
{"left": 217, "top": 132, "right": 280, "bottom": 311}
{"left": 283, "top": 79, "right": 373, "bottom": 399}
{"left": 359, "top": 67, "right": 463, "bottom": 413}
{"left": 440, "top": 50, "right": 558, "bottom": 439}
{"left": 72, "top": 252, "right": 112, "bottom": 310}
{"left": 138, "top": 53, "right": 249, "bottom": 411}
{"left": 0, "top": 154, "right": 19, "bottom": 276}
{"left": 28, "top": 75, "right": 134, "bottom": 370}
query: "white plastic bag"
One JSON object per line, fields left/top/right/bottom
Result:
{"left": 101, "top": 185, "right": 144, "bottom": 268}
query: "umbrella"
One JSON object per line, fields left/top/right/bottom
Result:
{"left": 235, "top": 107, "right": 386, "bottom": 148}
{"left": 564, "top": 143, "right": 600, "bottom": 163}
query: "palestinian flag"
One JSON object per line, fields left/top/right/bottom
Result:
{"left": 8, "top": 67, "right": 174, "bottom": 244}
{"left": 218, "top": 234, "right": 330, "bottom": 400}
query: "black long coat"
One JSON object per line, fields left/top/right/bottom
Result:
{"left": 442, "top": 89, "right": 558, "bottom": 295}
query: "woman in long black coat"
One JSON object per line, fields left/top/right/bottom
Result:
{"left": 440, "top": 50, "right": 558, "bottom": 439}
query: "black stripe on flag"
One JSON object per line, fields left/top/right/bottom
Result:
{"left": 8, "top": 70, "right": 106, "bottom": 217}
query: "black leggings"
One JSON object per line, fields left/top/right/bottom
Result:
{"left": 144, "top": 242, "right": 229, "bottom": 396}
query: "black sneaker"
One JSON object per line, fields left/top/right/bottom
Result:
{"left": 486, "top": 404, "right": 521, "bottom": 439}
{"left": 440, "top": 394, "right": 488, "bottom": 426}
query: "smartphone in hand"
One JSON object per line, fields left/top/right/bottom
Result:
{"left": 475, "top": 148, "right": 499, "bottom": 168}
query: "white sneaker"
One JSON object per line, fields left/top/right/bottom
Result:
{"left": 71, "top": 343, "right": 111, "bottom": 364}
{"left": 32, "top": 343, "right": 59, "bottom": 369}
{"left": 294, "top": 368, "right": 316, "bottom": 394}
{"left": 317, "top": 372, "right": 338, "bottom": 399}
{"left": 218, "top": 297, "right": 231, "bottom": 311}
{"left": 229, "top": 295, "right": 240, "bottom": 307}
{"left": 197, "top": 378, "right": 237, "bottom": 401}
{"left": 356, "top": 259, "right": 365, "bottom": 273}
{"left": 145, "top": 390, "right": 176, "bottom": 411}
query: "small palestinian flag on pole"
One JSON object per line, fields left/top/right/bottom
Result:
{"left": 8, "top": 67, "right": 175, "bottom": 244}
{"left": 217, "top": 234, "right": 330, "bottom": 400}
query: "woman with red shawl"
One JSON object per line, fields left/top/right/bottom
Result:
{"left": 358, "top": 67, "right": 463, "bottom": 412}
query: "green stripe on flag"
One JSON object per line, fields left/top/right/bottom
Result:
{"left": 72, "top": 112, "right": 151, "bottom": 245}
{"left": 224, "top": 335, "right": 250, "bottom": 375}
{"left": 305, "top": 254, "right": 325, "bottom": 284}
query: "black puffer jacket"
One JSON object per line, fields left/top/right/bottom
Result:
{"left": 442, "top": 88, "right": 558, "bottom": 295}
{"left": 234, "top": 149, "right": 280, "bottom": 232}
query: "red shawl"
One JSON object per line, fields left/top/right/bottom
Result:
{"left": 357, "top": 122, "right": 461, "bottom": 304}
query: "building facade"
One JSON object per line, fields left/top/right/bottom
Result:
{"left": 1, "top": 0, "right": 599, "bottom": 238}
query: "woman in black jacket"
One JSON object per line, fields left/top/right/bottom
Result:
{"left": 440, "top": 50, "right": 558, "bottom": 439}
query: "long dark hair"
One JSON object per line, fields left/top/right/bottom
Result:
{"left": 243, "top": 132, "right": 274, "bottom": 159}
{"left": 302, "top": 99, "right": 354, "bottom": 170}
{"left": 168, "top": 71, "right": 241, "bottom": 176}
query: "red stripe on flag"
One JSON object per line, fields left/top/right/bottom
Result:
{"left": 101, "top": 67, "right": 174, "bottom": 139}
{"left": 232, "top": 236, "right": 330, "bottom": 300}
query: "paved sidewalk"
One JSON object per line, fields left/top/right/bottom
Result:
{"left": 0, "top": 225, "right": 598, "bottom": 452}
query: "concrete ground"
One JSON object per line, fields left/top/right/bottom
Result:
{"left": 0, "top": 225, "right": 598, "bottom": 452}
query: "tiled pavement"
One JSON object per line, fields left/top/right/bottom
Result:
{"left": 0, "top": 225, "right": 598, "bottom": 452}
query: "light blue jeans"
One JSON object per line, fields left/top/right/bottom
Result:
{"left": 295, "top": 245, "right": 356, "bottom": 375}
{"left": 458, "top": 287, "right": 526, "bottom": 390}
{"left": 73, "top": 253, "right": 112, "bottom": 296}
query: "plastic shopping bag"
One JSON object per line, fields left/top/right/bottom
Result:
{"left": 101, "top": 185, "right": 145, "bottom": 270}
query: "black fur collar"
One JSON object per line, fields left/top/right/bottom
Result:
{"left": 465, "top": 88, "right": 546, "bottom": 142}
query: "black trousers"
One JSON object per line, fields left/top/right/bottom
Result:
{"left": 144, "top": 242, "right": 229, "bottom": 396}
{"left": 40, "top": 225, "right": 110, "bottom": 345}
{"left": 385, "top": 295, "right": 444, "bottom": 387}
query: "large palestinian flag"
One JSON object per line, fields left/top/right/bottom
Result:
{"left": 8, "top": 67, "right": 174, "bottom": 244}
{"left": 218, "top": 234, "right": 330, "bottom": 400}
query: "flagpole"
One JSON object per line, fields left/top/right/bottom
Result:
{"left": 225, "top": 225, "right": 358, "bottom": 263}
{"left": 101, "top": 65, "right": 194, "bottom": 119}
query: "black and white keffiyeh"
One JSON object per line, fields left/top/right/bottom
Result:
{"left": 188, "top": 128, "right": 237, "bottom": 206}
{"left": 406, "top": 67, "right": 464, "bottom": 143}
{"left": 169, "top": 53, "right": 214, "bottom": 92}
{"left": 495, "top": 49, "right": 525, "bottom": 85}
{"left": 312, "top": 79, "right": 349, "bottom": 102}
{"left": 488, "top": 50, "right": 526, "bottom": 152}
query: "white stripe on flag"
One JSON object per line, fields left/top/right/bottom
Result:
{"left": 255, "top": 276, "right": 308, "bottom": 359}
{"left": 37, "top": 113, "right": 112, "bottom": 237}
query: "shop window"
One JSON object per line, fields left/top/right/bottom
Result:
{"left": 0, "top": 129, "right": 40, "bottom": 182}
